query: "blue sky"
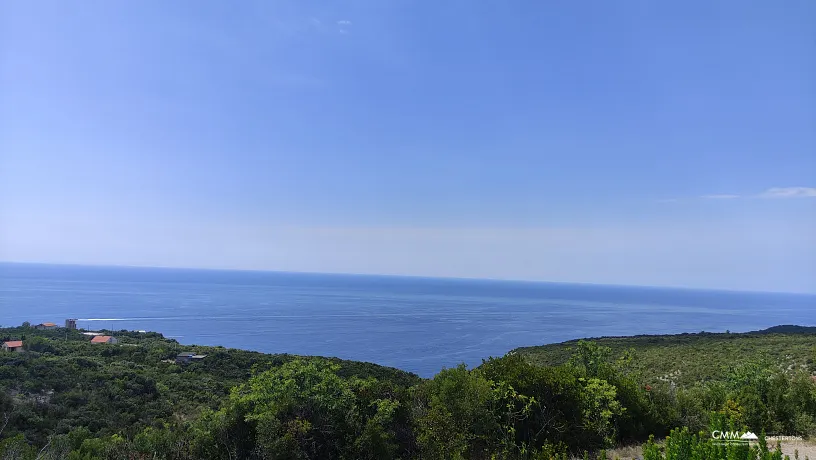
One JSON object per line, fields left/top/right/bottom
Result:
{"left": 1, "top": 0, "right": 814, "bottom": 293}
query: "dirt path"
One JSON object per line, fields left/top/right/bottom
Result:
{"left": 603, "top": 440, "right": 816, "bottom": 459}
{"left": 778, "top": 440, "right": 816, "bottom": 459}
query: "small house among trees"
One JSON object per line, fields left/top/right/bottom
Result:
{"left": 175, "top": 352, "right": 207, "bottom": 364}
{"left": 90, "top": 336, "right": 118, "bottom": 344}
{"left": 2, "top": 340, "right": 24, "bottom": 352}
{"left": 34, "top": 322, "right": 58, "bottom": 330}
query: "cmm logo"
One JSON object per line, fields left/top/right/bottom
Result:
{"left": 711, "top": 431, "right": 758, "bottom": 442}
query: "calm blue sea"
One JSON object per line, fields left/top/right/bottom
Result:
{"left": 1, "top": 263, "right": 814, "bottom": 377}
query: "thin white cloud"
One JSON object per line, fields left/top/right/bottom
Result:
{"left": 337, "top": 19, "right": 352, "bottom": 34}
{"left": 759, "top": 187, "right": 816, "bottom": 198}
{"left": 700, "top": 194, "right": 740, "bottom": 199}
{"left": 695, "top": 187, "right": 816, "bottom": 200}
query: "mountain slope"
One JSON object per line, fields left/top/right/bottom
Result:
{"left": 513, "top": 326, "right": 816, "bottom": 386}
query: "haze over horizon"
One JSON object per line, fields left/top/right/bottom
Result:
{"left": 4, "top": 260, "right": 816, "bottom": 297}
{"left": 2, "top": 1, "right": 815, "bottom": 293}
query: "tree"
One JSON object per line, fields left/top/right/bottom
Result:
{"left": 226, "top": 358, "right": 399, "bottom": 459}
{"left": 569, "top": 340, "right": 613, "bottom": 379}
{"left": 479, "top": 354, "right": 584, "bottom": 451}
{"left": 579, "top": 377, "right": 624, "bottom": 448}
{"left": 411, "top": 365, "right": 500, "bottom": 459}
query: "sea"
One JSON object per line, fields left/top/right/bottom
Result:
{"left": 1, "top": 262, "right": 814, "bottom": 377}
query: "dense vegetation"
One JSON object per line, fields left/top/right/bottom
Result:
{"left": 1, "top": 325, "right": 815, "bottom": 459}
{"left": 514, "top": 326, "right": 816, "bottom": 387}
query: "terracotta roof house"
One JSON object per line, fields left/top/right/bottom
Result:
{"left": 34, "top": 322, "right": 58, "bottom": 330}
{"left": 2, "top": 341, "right": 24, "bottom": 352}
{"left": 90, "top": 336, "right": 118, "bottom": 344}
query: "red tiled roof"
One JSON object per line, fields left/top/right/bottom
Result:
{"left": 41, "top": 322, "right": 57, "bottom": 327}
{"left": 91, "top": 336, "right": 112, "bottom": 343}
{"left": 4, "top": 341, "right": 23, "bottom": 348}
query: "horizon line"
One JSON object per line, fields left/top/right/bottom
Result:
{"left": 2, "top": 260, "right": 813, "bottom": 296}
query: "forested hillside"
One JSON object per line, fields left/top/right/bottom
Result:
{"left": 0, "top": 327, "right": 418, "bottom": 444}
{"left": 513, "top": 327, "right": 816, "bottom": 387}
{"left": 2, "top": 325, "right": 816, "bottom": 459}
